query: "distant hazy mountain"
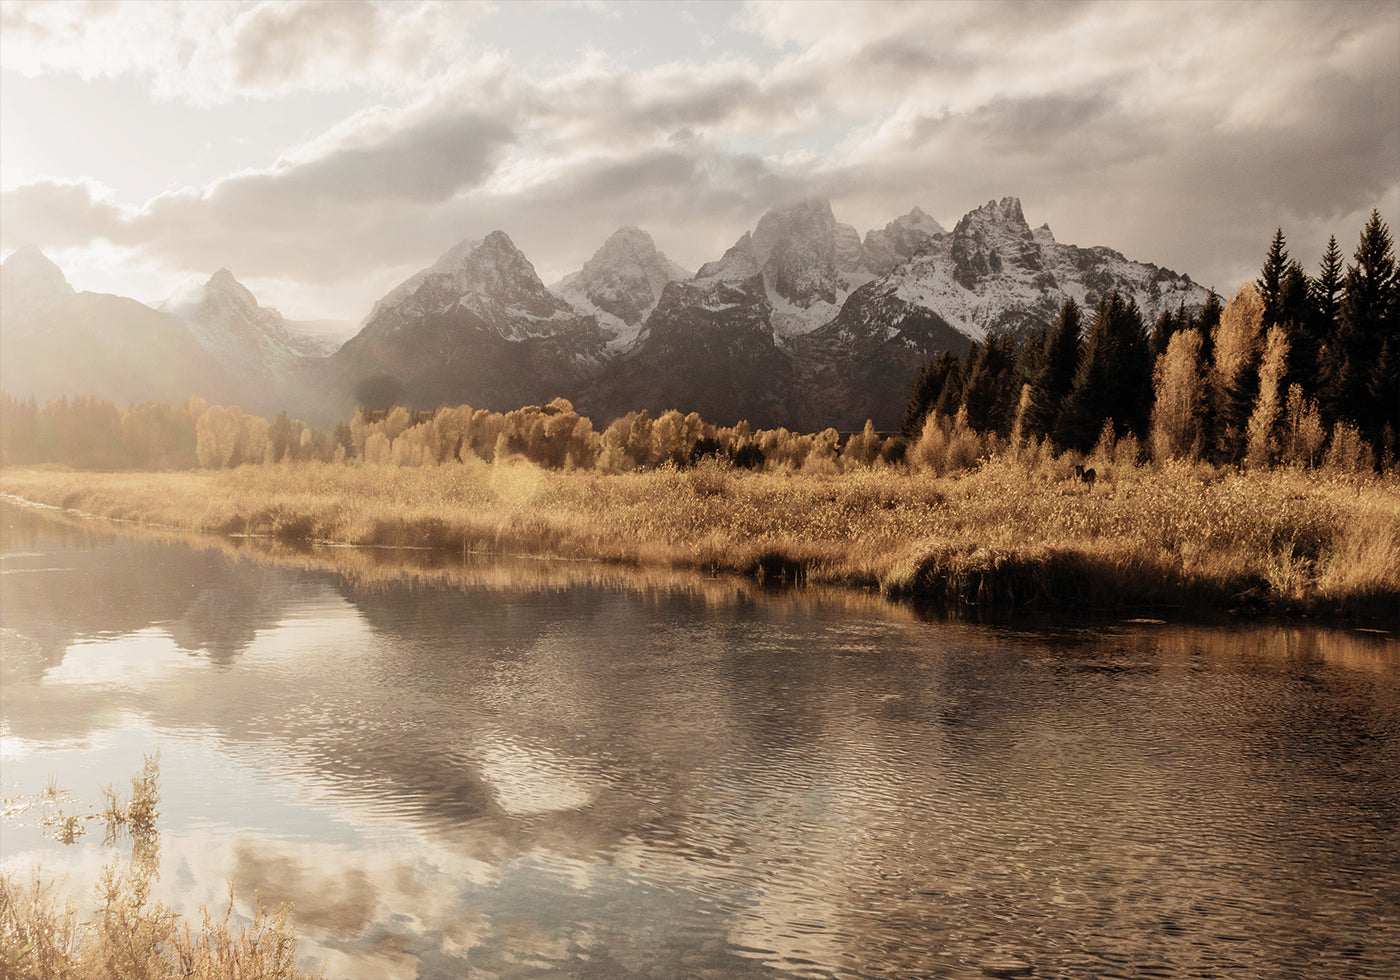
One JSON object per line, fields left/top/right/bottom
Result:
{"left": 0, "top": 247, "right": 235, "bottom": 407}
{"left": 160, "top": 269, "right": 335, "bottom": 377}
{"left": 550, "top": 227, "right": 690, "bottom": 351}
{"left": 860, "top": 206, "right": 946, "bottom": 276}
{"left": 333, "top": 230, "right": 610, "bottom": 412}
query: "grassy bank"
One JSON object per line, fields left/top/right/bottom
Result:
{"left": 2, "top": 457, "right": 1397, "bottom": 623}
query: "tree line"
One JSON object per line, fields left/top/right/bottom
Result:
{"left": 903, "top": 210, "right": 1398, "bottom": 468}
{"left": 0, "top": 396, "right": 348, "bottom": 471}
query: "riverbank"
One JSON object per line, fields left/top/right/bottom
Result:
{"left": 2, "top": 459, "right": 1397, "bottom": 624}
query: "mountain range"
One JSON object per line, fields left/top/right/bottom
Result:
{"left": 1, "top": 197, "right": 1212, "bottom": 431}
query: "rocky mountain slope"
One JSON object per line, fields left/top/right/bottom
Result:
{"left": 333, "top": 230, "right": 610, "bottom": 412}
{"left": 161, "top": 269, "right": 334, "bottom": 377}
{"left": 582, "top": 236, "right": 800, "bottom": 428}
{"left": 787, "top": 197, "right": 1211, "bottom": 428}
{"left": 835, "top": 197, "right": 1208, "bottom": 346}
{"left": 549, "top": 227, "right": 690, "bottom": 350}
{"left": 597, "top": 197, "right": 1208, "bottom": 429}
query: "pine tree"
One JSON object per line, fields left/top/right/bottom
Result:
{"left": 961, "top": 333, "right": 1019, "bottom": 436}
{"left": 1311, "top": 235, "right": 1345, "bottom": 341}
{"left": 1300, "top": 234, "right": 1345, "bottom": 404}
{"left": 1148, "top": 303, "right": 1180, "bottom": 363}
{"left": 1024, "top": 298, "right": 1082, "bottom": 440}
{"left": 1257, "top": 228, "right": 1291, "bottom": 327}
{"left": 1196, "top": 289, "right": 1223, "bottom": 370}
{"left": 901, "top": 350, "right": 959, "bottom": 437}
{"left": 1325, "top": 209, "right": 1398, "bottom": 438}
{"left": 1053, "top": 292, "right": 1151, "bottom": 451}
{"left": 933, "top": 344, "right": 969, "bottom": 419}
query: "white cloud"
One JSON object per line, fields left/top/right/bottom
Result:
{"left": 0, "top": 0, "right": 491, "bottom": 102}
{"left": 1, "top": 0, "right": 1395, "bottom": 320}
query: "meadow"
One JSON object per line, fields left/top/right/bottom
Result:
{"left": 3, "top": 449, "right": 1396, "bottom": 624}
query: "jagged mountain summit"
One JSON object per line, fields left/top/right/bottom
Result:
{"left": 585, "top": 234, "right": 799, "bottom": 428}
{"left": 0, "top": 245, "right": 74, "bottom": 322}
{"left": 861, "top": 207, "right": 947, "bottom": 276}
{"left": 699, "top": 199, "right": 871, "bottom": 341}
{"left": 550, "top": 227, "right": 690, "bottom": 350}
{"left": 335, "top": 230, "right": 610, "bottom": 411}
{"left": 606, "top": 196, "right": 1210, "bottom": 430}
{"left": 834, "top": 196, "right": 1210, "bottom": 348}
{"left": 161, "top": 269, "right": 334, "bottom": 380}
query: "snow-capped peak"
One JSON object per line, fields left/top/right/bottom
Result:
{"left": 550, "top": 226, "right": 690, "bottom": 349}
{"left": 159, "top": 268, "right": 327, "bottom": 375}
{"left": 357, "top": 230, "right": 595, "bottom": 344}
{"left": 862, "top": 207, "right": 947, "bottom": 276}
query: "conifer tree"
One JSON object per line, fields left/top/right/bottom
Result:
{"left": 1195, "top": 289, "right": 1223, "bottom": 371}
{"left": 1149, "top": 303, "right": 1180, "bottom": 363}
{"left": 1024, "top": 298, "right": 1082, "bottom": 440}
{"left": 901, "top": 350, "right": 959, "bottom": 437}
{"left": 1257, "top": 229, "right": 1293, "bottom": 323}
{"left": 1014, "top": 326, "right": 1048, "bottom": 388}
{"left": 961, "top": 333, "right": 1019, "bottom": 436}
{"left": 1316, "top": 215, "right": 1394, "bottom": 445}
{"left": 933, "top": 344, "right": 970, "bottom": 419}
{"left": 1311, "top": 234, "right": 1345, "bottom": 344}
{"left": 1325, "top": 209, "right": 1398, "bottom": 439}
{"left": 1053, "top": 292, "right": 1151, "bottom": 451}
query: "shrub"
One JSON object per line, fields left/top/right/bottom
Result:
{"left": 0, "top": 756, "right": 321, "bottom": 980}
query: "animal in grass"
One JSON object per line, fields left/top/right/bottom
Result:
{"left": 1074, "top": 464, "right": 1097, "bottom": 487}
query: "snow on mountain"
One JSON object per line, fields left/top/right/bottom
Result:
{"left": 587, "top": 237, "right": 796, "bottom": 428}
{"left": 698, "top": 200, "right": 874, "bottom": 341}
{"left": 359, "top": 231, "right": 594, "bottom": 344}
{"left": 161, "top": 269, "right": 329, "bottom": 377}
{"left": 336, "top": 231, "right": 611, "bottom": 412}
{"left": 861, "top": 207, "right": 946, "bottom": 276}
{"left": 835, "top": 196, "right": 1211, "bottom": 348}
{"left": 550, "top": 227, "right": 689, "bottom": 350}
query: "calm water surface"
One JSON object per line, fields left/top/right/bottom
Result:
{"left": 2, "top": 501, "right": 1398, "bottom": 979}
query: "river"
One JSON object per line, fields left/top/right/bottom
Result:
{"left": 2, "top": 500, "right": 1397, "bottom": 979}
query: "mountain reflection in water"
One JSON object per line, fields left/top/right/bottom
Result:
{"left": 2, "top": 500, "right": 1398, "bottom": 980}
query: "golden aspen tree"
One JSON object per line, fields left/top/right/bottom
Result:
{"left": 1149, "top": 328, "right": 1205, "bottom": 462}
{"left": 1246, "top": 325, "right": 1290, "bottom": 468}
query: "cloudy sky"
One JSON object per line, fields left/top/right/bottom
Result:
{"left": 1, "top": 0, "right": 1396, "bottom": 330}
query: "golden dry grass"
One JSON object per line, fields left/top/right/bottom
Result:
{"left": 2, "top": 455, "right": 1397, "bottom": 622}
{"left": 1, "top": 757, "right": 321, "bottom": 980}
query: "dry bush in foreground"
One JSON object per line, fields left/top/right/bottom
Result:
{"left": 0, "top": 755, "right": 321, "bottom": 980}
